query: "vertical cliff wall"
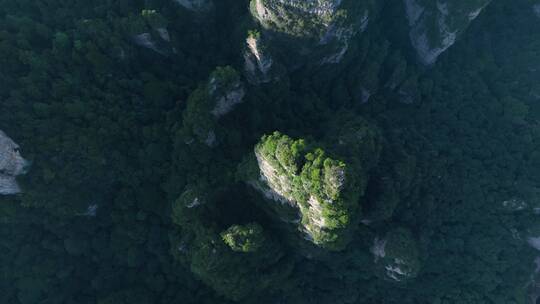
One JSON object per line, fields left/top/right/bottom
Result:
{"left": 404, "top": 0, "right": 491, "bottom": 65}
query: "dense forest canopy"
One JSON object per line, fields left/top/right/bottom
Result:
{"left": 1, "top": 0, "right": 540, "bottom": 303}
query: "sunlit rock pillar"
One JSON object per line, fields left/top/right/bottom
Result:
{"left": 244, "top": 31, "right": 275, "bottom": 84}
{"left": 249, "top": 0, "right": 375, "bottom": 66}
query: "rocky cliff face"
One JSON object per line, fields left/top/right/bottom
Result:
{"left": 181, "top": 66, "right": 245, "bottom": 147}
{"left": 174, "top": 0, "right": 213, "bottom": 11}
{"left": 247, "top": 0, "right": 494, "bottom": 68}
{"left": 371, "top": 228, "right": 420, "bottom": 282}
{"left": 0, "top": 130, "right": 29, "bottom": 195}
{"left": 132, "top": 28, "right": 172, "bottom": 55}
{"left": 249, "top": 0, "right": 374, "bottom": 65}
{"left": 244, "top": 31, "right": 278, "bottom": 84}
{"left": 251, "top": 0, "right": 347, "bottom": 38}
{"left": 130, "top": 10, "right": 175, "bottom": 56}
{"left": 404, "top": 0, "right": 491, "bottom": 65}
{"left": 209, "top": 69, "right": 245, "bottom": 118}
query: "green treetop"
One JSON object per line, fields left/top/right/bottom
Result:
{"left": 221, "top": 223, "right": 266, "bottom": 253}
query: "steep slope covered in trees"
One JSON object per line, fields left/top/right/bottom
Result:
{"left": 1, "top": 0, "right": 540, "bottom": 304}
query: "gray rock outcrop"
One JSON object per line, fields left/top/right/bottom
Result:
{"left": 404, "top": 0, "right": 491, "bottom": 65}
{"left": 0, "top": 130, "right": 29, "bottom": 195}
{"left": 174, "top": 0, "right": 213, "bottom": 11}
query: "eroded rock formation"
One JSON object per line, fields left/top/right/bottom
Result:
{"left": 371, "top": 228, "right": 420, "bottom": 282}
{"left": 404, "top": 0, "right": 491, "bottom": 65}
{"left": 181, "top": 66, "right": 245, "bottom": 148}
{"left": 0, "top": 130, "right": 29, "bottom": 195}
{"left": 246, "top": 131, "right": 361, "bottom": 250}
{"left": 244, "top": 31, "right": 277, "bottom": 84}
{"left": 174, "top": 0, "right": 213, "bottom": 11}
{"left": 249, "top": 0, "right": 374, "bottom": 65}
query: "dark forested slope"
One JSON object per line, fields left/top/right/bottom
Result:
{"left": 1, "top": 1, "right": 540, "bottom": 303}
